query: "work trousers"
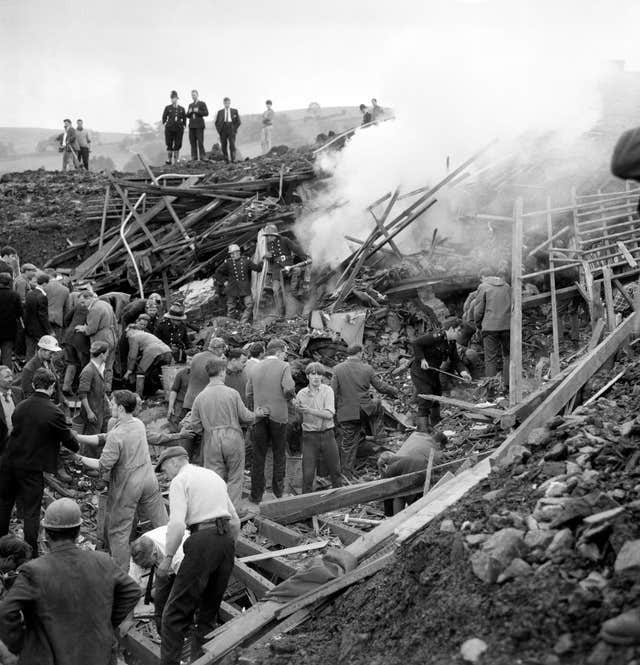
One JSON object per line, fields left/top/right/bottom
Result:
{"left": 61, "top": 149, "right": 78, "bottom": 171}
{"left": 188, "top": 127, "right": 205, "bottom": 160}
{"left": 25, "top": 335, "right": 38, "bottom": 361}
{"left": 219, "top": 126, "right": 237, "bottom": 162}
{"left": 410, "top": 368, "right": 442, "bottom": 425}
{"left": 164, "top": 127, "right": 184, "bottom": 152}
{"left": 0, "top": 466, "right": 44, "bottom": 556}
{"left": 161, "top": 529, "right": 235, "bottom": 665}
{"left": 338, "top": 409, "right": 375, "bottom": 475}
{"left": 202, "top": 427, "right": 245, "bottom": 510}
{"left": 143, "top": 351, "right": 172, "bottom": 397}
{"left": 226, "top": 294, "right": 253, "bottom": 323}
{"left": 0, "top": 339, "right": 13, "bottom": 367}
{"left": 302, "top": 429, "right": 342, "bottom": 493}
{"left": 261, "top": 125, "right": 273, "bottom": 154}
{"left": 108, "top": 480, "right": 168, "bottom": 572}
{"left": 482, "top": 330, "right": 510, "bottom": 386}
{"left": 251, "top": 418, "right": 287, "bottom": 502}
{"left": 271, "top": 278, "right": 301, "bottom": 319}
{"left": 78, "top": 147, "right": 90, "bottom": 169}
{"left": 154, "top": 573, "right": 175, "bottom": 633}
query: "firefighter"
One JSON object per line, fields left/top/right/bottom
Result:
{"left": 215, "top": 244, "right": 262, "bottom": 323}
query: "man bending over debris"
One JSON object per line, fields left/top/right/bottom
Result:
{"left": 332, "top": 345, "right": 398, "bottom": 477}
{"left": 155, "top": 446, "right": 239, "bottom": 665}
{"left": 180, "top": 358, "right": 265, "bottom": 514}
{"left": 378, "top": 431, "right": 446, "bottom": 515}
{"left": 0, "top": 498, "right": 140, "bottom": 665}
{"left": 76, "top": 390, "right": 168, "bottom": 571}
{"left": 410, "top": 316, "right": 471, "bottom": 430}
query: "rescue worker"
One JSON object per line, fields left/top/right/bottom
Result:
{"left": 124, "top": 324, "right": 173, "bottom": 397}
{"left": 332, "top": 345, "right": 397, "bottom": 476}
{"left": 0, "top": 498, "right": 140, "bottom": 665}
{"left": 21, "top": 335, "right": 63, "bottom": 403}
{"left": 410, "top": 316, "right": 472, "bottom": 429}
{"left": 162, "top": 90, "right": 187, "bottom": 165}
{"left": 155, "top": 446, "right": 240, "bottom": 665}
{"left": 183, "top": 336, "right": 227, "bottom": 412}
{"left": 61, "top": 288, "right": 90, "bottom": 396}
{"left": 0, "top": 368, "right": 79, "bottom": 556}
{"left": 154, "top": 304, "right": 189, "bottom": 362}
{"left": 77, "top": 341, "right": 110, "bottom": 439}
{"left": 377, "top": 431, "right": 446, "bottom": 515}
{"left": 215, "top": 244, "right": 262, "bottom": 323}
{"left": 180, "top": 358, "right": 263, "bottom": 513}
{"left": 263, "top": 224, "right": 310, "bottom": 319}
{"left": 76, "top": 390, "right": 168, "bottom": 571}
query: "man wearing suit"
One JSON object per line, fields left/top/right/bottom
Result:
{"left": 0, "top": 365, "right": 22, "bottom": 455}
{"left": 0, "top": 273, "right": 22, "bottom": 366}
{"left": 24, "top": 273, "right": 52, "bottom": 360}
{"left": 58, "top": 119, "right": 79, "bottom": 171}
{"left": 162, "top": 91, "right": 187, "bottom": 166}
{"left": 214, "top": 97, "right": 241, "bottom": 163}
{"left": 187, "top": 90, "right": 209, "bottom": 161}
{"left": 43, "top": 271, "right": 70, "bottom": 341}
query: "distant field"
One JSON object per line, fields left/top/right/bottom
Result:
{"left": 0, "top": 106, "right": 362, "bottom": 174}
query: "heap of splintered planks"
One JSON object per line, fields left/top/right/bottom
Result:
{"left": 52, "top": 154, "right": 315, "bottom": 296}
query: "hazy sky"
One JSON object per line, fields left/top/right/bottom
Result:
{"left": 2, "top": 0, "right": 640, "bottom": 132}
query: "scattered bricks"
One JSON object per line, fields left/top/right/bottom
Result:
{"left": 614, "top": 539, "right": 640, "bottom": 573}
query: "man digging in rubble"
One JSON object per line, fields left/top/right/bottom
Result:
{"left": 332, "top": 345, "right": 398, "bottom": 478}
{"left": 0, "top": 498, "right": 140, "bottom": 665}
{"left": 410, "top": 316, "right": 472, "bottom": 430}
{"left": 155, "top": 446, "right": 239, "bottom": 665}
{"left": 179, "top": 358, "right": 266, "bottom": 515}
{"left": 75, "top": 389, "right": 168, "bottom": 571}
{"left": 263, "top": 223, "right": 311, "bottom": 319}
{"left": 215, "top": 243, "right": 262, "bottom": 323}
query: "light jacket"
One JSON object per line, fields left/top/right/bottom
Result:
{"left": 473, "top": 276, "right": 511, "bottom": 331}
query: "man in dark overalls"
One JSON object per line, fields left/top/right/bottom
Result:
{"left": 161, "top": 91, "right": 187, "bottom": 165}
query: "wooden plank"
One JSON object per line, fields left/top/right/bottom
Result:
{"left": 109, "top": 178, "right": 161, "bottom": 249}
{"left": 219, "top": 601, "right": 242, "bottom": 622}
{"left": 274, "top": 552, "right": 395, "bottom": 621}
{"left": 319, "top": 518, "right": 363, "bottom": 545}
{"left": 510, "top": 198, "right": 524, "bottom": 405}
{"left": 235, "top": 537, "right": 298, "bottom": 580}
{"left": 617, "top": 241, "right": 638, "bottom": 267}
{"left": 253, "top": 517, "right": 303, "bottom": 547}
{"left": 258, "top": 470, "right": 426, "bottom": 524}
{"left": 527, "top": 224, "right": 570, "bottom": 258}
{"left": 98, "top": 185, "right": 110, "bottom": 252}
{"left": 238, "top": 541, "right": 329, "bottom": 564}
{"left": 583, "top": 369, "right": 626, "bottom": 406}
{"left": 232, "top": 560, "right": 275, "bottom": 599}
{"left": 418, "top": 394, "right": 504, "bottom": 419}
{"left": 547, "top": 196, "right": 561, "bottom": 376}
{"left": 423, "top": 448, "right": 435, "bottom": 495}
{"left": 603, "top": 266, "right": 616, "bottom": 332}
{"left": 588, "top": 318, "right": 606, "bottom": 351}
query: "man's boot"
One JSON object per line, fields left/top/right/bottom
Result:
{"left": 601, "top": 608, "right": 640, "bottom": 645}
{"left": 165, "top": 151, "right": 172, "bottom": 165}
{"left": 173, "top": 150, "right": 180, "bottom": 164}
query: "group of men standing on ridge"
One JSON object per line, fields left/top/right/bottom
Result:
{"left": 161, "top": 90, "right": 276, "bottom": 165}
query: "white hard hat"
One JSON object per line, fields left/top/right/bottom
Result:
{"left": 228, "top": 244, "right": 241, "bottom": 254}
{"left": 38, "top": 335, "right": 62, "bottom": 353}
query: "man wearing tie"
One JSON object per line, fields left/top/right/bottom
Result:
{"left": 187, "top": 90, "right": 209, "bottom": 161}
{"left": 0, "top": 366, "right": 22, "bottom": 454}
{"left": 214, "top": 97, "right": 241, "bottom": 163}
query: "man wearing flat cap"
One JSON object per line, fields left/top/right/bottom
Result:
{"left": 155, "top": 445, "right": 239, "bottom": 665}
{"left": 162, "top": 91, "right": 187, "bottom": 165}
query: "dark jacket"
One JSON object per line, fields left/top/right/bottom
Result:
{"left": 0, "top": 541, "right": 140, "bottom": 665}
{"left": 1, "top": 392, "right": 78, "bottom": 473}
{"left": 154, "top": 317, "right": 189, "bottom": 350}
{"left": 78, "top": 361, "right": 109, "bottom": 431}
{"left": 411, "top": 331, "right": 465, "bottom": 378}
{"left": 331, "top": 357, "right": 397, "bottom": 422}
{"left": 162, "top": 104, "right": 187, "bottom": 130}
{"left": 0, "top": 284, "right": 22, "bottom": 342}
{"left": 63, "top": 305, "right": 90, "bottom": 357}
{"left": 24, "top": 288, "right": 51, "bottom": 339}
{"left": 120, "top": 299, "right": 147, "bottom": 327}
{"left": 473, "top": 276, "right": 511, "bottom": 331}
{"left": 266, "top": 236, "right": 307, "bottom": 279}
{"left": 187, "top": 100, "right": 209, "bottom": 129}
{"left": 215, "top": 256, "right": 262, "bottom": 297}
{"left": 43, "top": 280, "right": 70, "bottom": 328}
{"left": 0, "top": 260, "right": 13, "bottom": 278}
{"left": 215, "top": 107, "right": 241, "bottom": 134}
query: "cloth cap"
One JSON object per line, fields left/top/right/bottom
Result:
{"left": 166, "top": 305, "right": 186, "bottom": 320}
{"left": 38, "top": 335, "right": 62, "bottom": 353}
{"left": 155, "top": 445, "right": 188, "bottom": 472}
{"left": 21, "top": 263, "right": 37, "bottom": 272}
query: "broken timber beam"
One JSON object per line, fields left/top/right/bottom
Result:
{"left": 253, "top": 516, "right": 304, "bottom": 547}
{"left": 258, "top": 470, "right": 426, "bottom": 524}
{"left": 418, "top": 394, "right": 505, "bottom": 421}
{"left": 235, "top": 537, "right": 298, "bottom": 581}
{"left": 232, "top": 560, "right": 275, "bottom": 599}
{"left": 238, "top": 541, "right": 329, "bottom": 564}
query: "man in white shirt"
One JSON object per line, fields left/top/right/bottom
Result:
{"left": 58, "top": 119, "right": 79, "bottom": 171}
{"left": 261, "top": 100, "right": 275, "bottom": 154}
{"left": 214, "top": 97, "right": 241, "bottom": 163}
{"left": 155, "top": 446, "right": 239, "bottom": 665}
